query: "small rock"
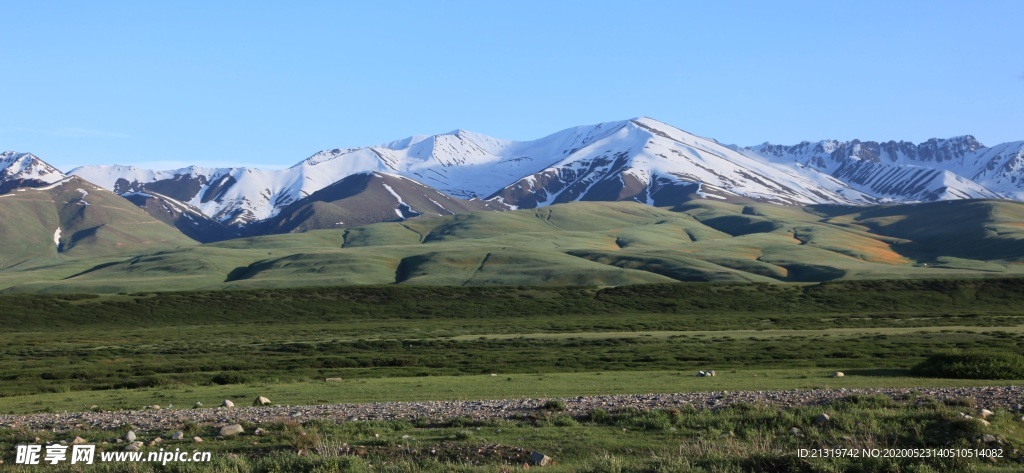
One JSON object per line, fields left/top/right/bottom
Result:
{"left": 790, "top": 427, "right": 802, "bottom": 435}
{"left": 193, "top": 436, "right": 203, "bottom": 443}
{"left": 221, "top": 400, "right": 234, "bottom": 408}
{"left": 171, "top": 432, "right": 184, "bottom": 440}
{"left": 254, "top": 396, "right": 271, "bottom": 406}
{"left": 193, "top": 402, "right": 203, "bottom": 409}
{"left": 254, "top": 428, "right": 265, "bottom": 436}
{"left": 530, "top": 451, "right": 552, "bottom": 466}
{"left": 125, "top": 441, "right": 143, "bottom": 452}
{"left": 979, "top": 419, "right": 991, "bottom": 427}
{"left": 149, "top": 405, "right": 160, "bottom": 410}
{"left": 147, "top": 439, "right": 162, "bottom": 447}
{"left": 219, "top": 424, "right": 244, "bottom": 437}
{"left": 71, "top": 436, "right": 87, "bottom": 445}
{"left": 325, "top": 378, "right": 343, "bottom": 382}
{"left": 833, "top": 372, "right": 844, "bottom": 378}
{"left": 707, "top": 370, "right": 716, "bottom": 377}
{"left": 983, "top": 434, "right": 998, "bottom": 443}
{"left": 697, "top": 371, "right": 706, "bottom": 377}
{"left": 980, "top": 409, "right": 994, "bottom": 419}
{"left": 816, "top": 413, "right": 831, "bottom": 425}
{"left": 124, "top": 431, "right": 137, "bottom": 442}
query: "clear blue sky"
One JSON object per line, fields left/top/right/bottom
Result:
{"left": 2, "top": 1, "right": 1022, "bottom": 171}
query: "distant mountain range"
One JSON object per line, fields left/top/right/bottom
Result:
{"left": 3, "top": 118, "right": 1024, "bottom": 244}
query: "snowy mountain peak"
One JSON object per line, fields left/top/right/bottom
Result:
{"left": 49, "top": 119, "right": 1024, "bottom": 233}
{"left": 0, "top": 151, "right": 67, "bottom": 193}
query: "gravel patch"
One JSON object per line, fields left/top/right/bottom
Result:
{"left": 1, "top": 386, "right": 1021, "bottom": 433}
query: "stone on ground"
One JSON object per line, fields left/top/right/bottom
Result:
{"left": 530, "top": 451, "right": 552, "bottom": 466}
{"left": 219, "top": 424, "right": 244, "bottom": 437}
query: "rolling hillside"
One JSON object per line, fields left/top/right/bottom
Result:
{"left": 0, "top": 177, "right": 197, "bottom": 270}
{"left": 1, "top": 200, "right": 1021, "bottom": 294}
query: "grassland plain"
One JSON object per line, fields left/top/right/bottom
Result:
{"left": 3, "top": 279, "right": 1024, "bottom": 401}
{"left": 2, "top": 199, "right": 1024, "bottom": 293}
{"left": 2, "top": 280, "right": 1024, "bottom": 470}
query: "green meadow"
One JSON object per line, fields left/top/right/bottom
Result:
{"left": 2, "top": 280, "right": 1024, "bottom": 470}
{"left": 1, "top": 279, "right": 1024, "bottom": 408}
{"left": 2, "top": 198, "right": 1024, "bottom": 470}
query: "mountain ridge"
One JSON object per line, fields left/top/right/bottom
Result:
{"left": 2, "top": 117, "right": 1022, "bottom": 243}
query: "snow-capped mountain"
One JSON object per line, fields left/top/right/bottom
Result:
{"left": 121, "top": 191, "right": 239, "bottom": 243}
{"left": 0, "top": 151, "right": 66, "bottom": 194}
{"left": 488, "top": 118, "right": 874, "bottom": 208}
{"left": 2, "top": 116, "right": 1017, "bottom": 242}
{"left": 748, "top": 136, "right": 1024, "bottom": 201}
{"left": 68, "top": 118, "right": 878, "bottom": 226}
{"left": 69, "top": 122, "right": 651, "bottom": 225}
{"left": 254, "top": 171, "right": 505, "bottom": 235}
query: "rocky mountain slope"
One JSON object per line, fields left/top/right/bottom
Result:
{"left": 748, "top": 136, "right": 1024, "bottom": 201}
{"left": 253, "top": 172, "right": 505, "bottom": 235}
{"left": 0, "top": 151, "right": 66, "bottom": 194}
{"left": 67, "top": 118, "right": 1024, "bottom": 234}
{"left": 1, "top": 117, "right": 1021, "bottom": 245}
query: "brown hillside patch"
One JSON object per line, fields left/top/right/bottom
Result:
{"left": 843, "top": 238, "right": 909, "bottom": 264}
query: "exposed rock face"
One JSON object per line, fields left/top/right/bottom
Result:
{"left": 122, "top": 192, "right": 238, "bottom": 243}
{"left": 0, "top": 152, "right": 66, "bottom": 194}
{"left": 749, "top": 135, "right": 1024, "bottom": 201}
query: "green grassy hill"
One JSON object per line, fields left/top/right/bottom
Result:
{"left": 1, "top": 199, "right": 1023, "bottom": 293}
{"left": 0, "top": 177, "right": 196, "bottom": 270}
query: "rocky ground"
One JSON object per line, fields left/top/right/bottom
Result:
{"left": 1, "top": 386, "right": 1022, "bottom": 433}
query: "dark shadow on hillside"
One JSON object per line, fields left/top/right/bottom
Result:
{"left": 62, "top": 260, "right": 125, "bottom": 280}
